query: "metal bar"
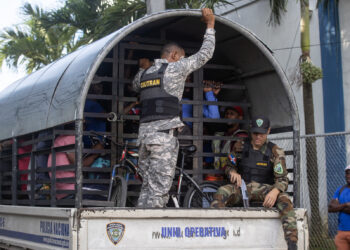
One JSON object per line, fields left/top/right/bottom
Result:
{"left": 123, "top": 35, "right": 202, "bottom": 48}
{"left": 293, "top": 129, "right": 301, "bottom": 207}
{"left": 121, "top": 43, "right": 197, "bottom": 54}
{"left": 82, "top": 149, "right": 111, "bottom": 154}
{"left": 83, "top": 112, "right": 109, "bottom": 118}
{"left": 0, "top": 166, "right": 2, "bottom": 203}
{"left": 103, "top": 58, "right": 114, "bottom": 63}
{"left": 17, "top": 134, "right": 54, "bottom": 147}
{"left": 226, "top": 69, "right": 275, "bottom": 82}
{"left": 36, "top": 165, "right": 75, "bottom": 172}
{"left": 193, "top": 69, "right": 204, "bottom": 182}
{"left": 11, "top": 138, "right": 17, "bottom": 205}
{"left": 50, "top": 128, "right": 57, "bottom": 207}
{"left": 29, "top": 138, "right": 35, "bottom": 206}
{"left": 75, "top": 119, "right": 84, "bottom": 208}
{"left": 180, "top": 100, "right": 251, "bottom": 107}
{"left": 117, "top": 44, "right": 125, "bottom": 163}
{"left": 300, "top": 130, "right": 350, "bottom": 138}
{"left": 183, "top": 117, "right": 249, "bottom": 124}
{"left": 93, "top": 76, "right": 113, "bottom": 82}
{"left": 87, "top": 94, "right": 113, "bottom": 100}
{"left": 203, "top": 64, "right": 240, "bottom": 71}
{"left": 270, "top": 126, "right": 294, "bottom": 134}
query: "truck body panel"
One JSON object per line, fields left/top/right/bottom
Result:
{"left": 0, "top": 206, "right": 308, "bottom": 249}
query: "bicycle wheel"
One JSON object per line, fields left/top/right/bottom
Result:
{"left": 183, "top": 182, "right": 219, "bottom": 208}
{"left": 110, "top": 175, "right": 127, "bottom": 207}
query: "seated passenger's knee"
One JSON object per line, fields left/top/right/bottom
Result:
{"left": 210, "top": 194, "right": 225, "bottom": 208}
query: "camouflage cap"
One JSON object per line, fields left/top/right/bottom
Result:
{"left": 250, "top": 116, "right": 270, "bottom": 134}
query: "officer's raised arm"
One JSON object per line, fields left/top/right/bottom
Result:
{"left": 176, "top": 8, "right": 216, "bottom": 76}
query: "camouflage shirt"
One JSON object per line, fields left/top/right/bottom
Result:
{"left": 132, "top": 28, "right": 215, "bottom": 136}
{"left": 225, "top": 140, "right": 289, "bottom": 192}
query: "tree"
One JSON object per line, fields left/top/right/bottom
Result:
{"left": 268, "top": 0, "right": 333, "bottom": 248}
{"left": 0, "top": 3, "right": 80, "bottom": 73}
{"left": 0, "top": 0, "right": 231, "bottom": 72}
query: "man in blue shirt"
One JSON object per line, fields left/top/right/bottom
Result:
{"left": 181, "top": 80, "right": 221, "bottom": 128}
{"left": 329, "top": 165, "right": 350, "bottom": 249}
{"left": 83, "top": 83, "right": 106, "bottom": 148}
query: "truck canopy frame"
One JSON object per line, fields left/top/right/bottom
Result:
{"left": 0, "top": 10, "right": 300, "bottom": 208}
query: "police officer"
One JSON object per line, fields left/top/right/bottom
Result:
{"left": 132, "top": 8, "right": 216, "bottom": 208}
{"left": 211, "top": 116, "right": 298, "bottom": 250}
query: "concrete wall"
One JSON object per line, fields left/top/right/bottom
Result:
{"left": 339, "top": 1, "right": 350, "bottom": 132}
{"left": 216, "top": 0, "right": 324, "bottom": 135}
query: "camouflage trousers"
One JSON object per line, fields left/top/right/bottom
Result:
{"left": 136, "top": 130, "right": 179, "bottom": 208}
{"left": 211, "top": 182, "right": 298, "bottom": 243}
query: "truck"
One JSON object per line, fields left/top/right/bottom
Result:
{"left": 0, "top": 9, "right": 305, "bottom": 249}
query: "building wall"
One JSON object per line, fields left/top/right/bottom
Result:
{"left": 216, "top": 0, "right": 324, "bottom": 135}
{"left": 339, "top": 0, "right": 350, "bottom": 132}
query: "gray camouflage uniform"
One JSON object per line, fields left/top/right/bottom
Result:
{"left": 132, "top": 28, "right": 215, "bottom": 208}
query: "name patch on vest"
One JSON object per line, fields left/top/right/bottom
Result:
{"left": 256, "top": 162, "right": 268, "bottom": 167}
{"left": 141, "top": 78, "right": 161, "bottom": 88}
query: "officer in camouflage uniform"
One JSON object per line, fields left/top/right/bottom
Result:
{"left": 132, "top": 8, "right": 216, "bottom": 208}
{"left": 211, "top": 116, "right": 298, "bottom": 250}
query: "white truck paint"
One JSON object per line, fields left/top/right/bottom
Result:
{"left": 0, "top": 206, "right": 308, "bottom": 249}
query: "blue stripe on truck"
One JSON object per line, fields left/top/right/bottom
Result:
{"left": 0, "top": 228, "right": 69, "bottom": 248}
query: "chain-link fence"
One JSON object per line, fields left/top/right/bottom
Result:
{"left": 271, "top": 131, "right": 350, "bottom": 250}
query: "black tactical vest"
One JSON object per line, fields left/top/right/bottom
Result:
{"left": 139, "top": 63, "right": 180, "bottom": 123}
{"left": 238, "top": 140, "right": 275, "bottom": 185}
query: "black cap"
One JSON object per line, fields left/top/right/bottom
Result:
{"left": 250, "top": 116, "right": 270, "bottom": 134}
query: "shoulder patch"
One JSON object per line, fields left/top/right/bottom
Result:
{"left": 274, "top": 163, "right": 284, "bottom": 174}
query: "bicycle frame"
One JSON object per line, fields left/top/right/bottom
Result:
{"left": 173, "top": 147, "right": 212, "bottom": 207}
{"left": 103, "top": 139, "right": 140, "bottom": 201}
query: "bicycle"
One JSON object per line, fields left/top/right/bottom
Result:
{"left": 87, "top": 132, "right": 139, "bottom": 207}
{"left": 90, "top": 131, "right": 219, "bottom": 208}
{"left": 111, "top": 141, "right": 219, "bottom": 208}
{"left": 172, "top": 144, "right": 220, "bottom": 208}
{"left": 108, "top": 140, "right": 141, "bottom": 207}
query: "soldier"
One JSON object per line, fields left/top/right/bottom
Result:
{"left": 132, "top": 8, "right": 216, "bottom": 208}
{"left": 211, "top": 116, "right": 298, "bottom": 250}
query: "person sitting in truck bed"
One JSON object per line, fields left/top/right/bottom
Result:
{"left": 83, "top": 81, "right": 106, "bottom": 148}
{"left": 182, "top": 79, "right": 221, "bottom": 128}
{"left": 212, "top": 106, "right": 244, "bottom": 170}
{"left": 211, "top": 116, "right": 298, "bottom": 250}
{"left": 47, "top": 127, "right": 103, "bottom": 200}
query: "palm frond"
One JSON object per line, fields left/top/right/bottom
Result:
{"left": 268, "top": 0, "right": 288, "bottom": 26}
{"left": 166, "top": 0, "right": 232, "bottom": 10}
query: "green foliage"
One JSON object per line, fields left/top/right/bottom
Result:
{"left": 166, "top": 0, "right": 232, "bottom": 9}
{"left": 267, "top": 0, "right": 288, "bottom": 25}
{"left": 300, "top": 60, "right": 323, "bottom": 84}
{"left": 0, "top": 0, "right": 231, "bottom": 72}
{"left": 0, "top": 3, "right": 79, "bottom": 73}
{"left": 95, "top": 0, "right": 146, "bottom": 40}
